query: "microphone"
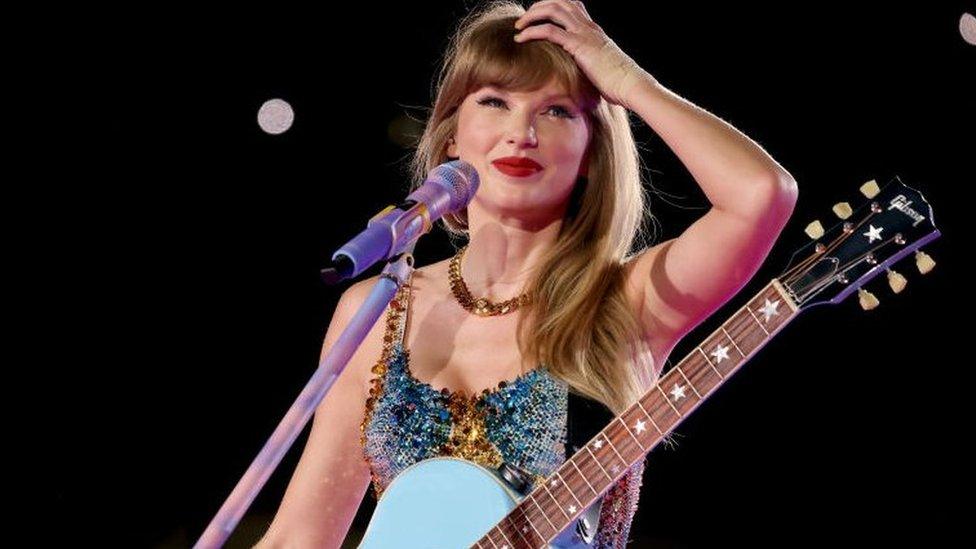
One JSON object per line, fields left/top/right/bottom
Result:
{"left": 320, "top": 159, "right": 479, "bottom": 285}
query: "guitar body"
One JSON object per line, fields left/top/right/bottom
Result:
{"left": 358, "top": 457, "right": 601, "bottom": 548}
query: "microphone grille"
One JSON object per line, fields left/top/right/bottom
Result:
{"left": 429, "top": 160, "right": 480, "bottom": 210}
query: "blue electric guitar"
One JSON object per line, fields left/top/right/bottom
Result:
{"left": 358, "top": 176, "right": 940, "bottom": 548}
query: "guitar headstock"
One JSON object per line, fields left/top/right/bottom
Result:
{"left": 777, "top": 175, "right": 940, "bottom": 311}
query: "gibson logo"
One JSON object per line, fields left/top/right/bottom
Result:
{"left": 888, "top": 194, "right": 926, "bottom": 227}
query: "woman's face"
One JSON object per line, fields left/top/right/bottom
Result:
{"left": 447, "top": 78, "right": 591, "bottom": 225}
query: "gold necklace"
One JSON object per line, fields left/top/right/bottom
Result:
{"left": 449, "top": 244, "right": 531, "bottom": 316}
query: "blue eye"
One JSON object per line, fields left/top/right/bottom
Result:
{"left": 477, "top": 97, "right": 506, "bottom": 108}
{"left": 476, "top": 96, "right": 576, "bottom": 119}
{"left": 545, "top": 105, "right": 574, "bottom": 118}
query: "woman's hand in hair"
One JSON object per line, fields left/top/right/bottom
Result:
{"left": 513, "top": 0, "right": 651, "bottom": 110}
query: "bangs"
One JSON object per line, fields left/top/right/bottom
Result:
{"left": 455, "top": 18, "right": 601, "bottom": 112}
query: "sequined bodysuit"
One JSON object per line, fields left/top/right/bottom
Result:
{"left": 361, "top": 277, "right": 646, "bottom": 548}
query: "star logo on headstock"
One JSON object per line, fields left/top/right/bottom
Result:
{"left": 863, "top": 224, "right": 883, "bottom": 243}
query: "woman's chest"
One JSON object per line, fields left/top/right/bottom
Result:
{"left": 402, "top": 303, "right": 537, "bottom": 397}
{"left": 364, "top": 343, "right": 570, "bottom": 492}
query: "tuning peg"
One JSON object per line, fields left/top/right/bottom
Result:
{"left": 859, "top": 179, "right": 880, "bottom": 199}
{"left": 858, "top": 288, "right": 880, "bottom": 310}
{"left": 804, "top": 220, "right": 824, "bottom": 239}
{"left": 915, "top": 250, "right": 936, "bottom": 274}
{"left": 832, "top": 202, "right": 853, "bottom": 219}
{"left": 886, "top": 269, "right": 907, "bottom": 293}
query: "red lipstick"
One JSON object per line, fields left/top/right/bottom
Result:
{"left": 491, "top": 156, "right": 543, "bottom": 177}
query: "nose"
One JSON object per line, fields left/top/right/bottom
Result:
{"left": 505, "top": 115, "right": 538, "bottom": 148}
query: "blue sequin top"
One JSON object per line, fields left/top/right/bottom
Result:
{"left": 361, "top": 278, "right": 645, "bottom": 548}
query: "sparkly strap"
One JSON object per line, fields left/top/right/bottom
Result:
{"left": 376, "top": 273, "right": 413, "bottom": 365}
{"left": 361, "top": 271, "right": 415, "bottom": 499}
{"left": 592, "top": 460, "right": 646, "bottom": 547}
{"left": 395, "top": 272, "right": 414, "bottom": 349}
{"left": 364, "top": 274, "right": 412, "bottom": 391}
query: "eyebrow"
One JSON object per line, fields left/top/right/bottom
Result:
{"left": 541, "top": 94, "right": 574, "bottom": 103}
{"left": 482, "top": 86, "right": 574, "bottom": 104}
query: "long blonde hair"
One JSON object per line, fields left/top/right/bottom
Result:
{"left": 408, "top": 0, "right": 660, "bottom": 414}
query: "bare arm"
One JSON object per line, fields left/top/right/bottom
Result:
{"left": 621, "top": 75, "right": 798, "bottom": 363}
{"left": 624, "top": 73, "right": 797, "bottom": 213}
{"left": 255, "top": 277, "right": 380, "bottom": 548}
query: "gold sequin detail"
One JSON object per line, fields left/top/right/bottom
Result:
{"left": 442, "top": 392, "right": 503, "bottom": 469}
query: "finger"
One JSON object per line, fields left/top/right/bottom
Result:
{"left": 570, "top": 0, "right": 592, "bottom": 21}
{"left": 528, "top": 0, "right": 583, "bottom": 23}
{"left": 515, "top": 1, "right": 573, "bottom": 30}
{"left": 531, "top": 0, "right": 590, "bottom": 21}
{"left": 514, "top": 22, "right": 579, "bottom": 54}
{"left": 515, "top": 1, "right": 581, "bottom": 32}
{"left": 554, "top": 0, "right": 591, "bottom": 21}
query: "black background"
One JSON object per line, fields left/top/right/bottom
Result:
{"left": 47, "top": 1, "right": 972, "bottom": 547}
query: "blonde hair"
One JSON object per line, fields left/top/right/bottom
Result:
{"left": 408, "top": 0, "right": 660, "bottom": 414}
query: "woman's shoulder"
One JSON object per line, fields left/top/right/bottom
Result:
{"left": 407, "top": 257, "right": 451, "bottom": 293}
{"left": 343, "top": 257, "right": 449, "bottom": 296}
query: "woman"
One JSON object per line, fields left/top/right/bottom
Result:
{"left": 257, "top": 1, "right": 798, "bottom": 547}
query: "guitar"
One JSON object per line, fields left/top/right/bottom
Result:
{"left": 357, "top": 176, "right": 940, "bottom": 548}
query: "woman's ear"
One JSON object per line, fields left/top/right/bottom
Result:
{"left": 447, "top": 136, "right": 458, "bottom": 159}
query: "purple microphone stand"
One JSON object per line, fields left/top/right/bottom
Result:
{"left": 193, "top": 246, "right": 417, "bottom": 548}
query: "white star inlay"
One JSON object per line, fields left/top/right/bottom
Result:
{"left": 610, "top": 464, "right": 620, "bottom": 474}
{"left": 670, "top": 383, "right": 687, "bottom": 401}
{"left": 759, "top": 298, "right": 781, "bottom": 322}
{"left": 711, "top": 343, "right": 730, "bottom": 363}
{"left": 593, "top": 438, "right": 604, "bottom": 449}
{"left": 568, "top": 505, "right": 577, "bottom": 514}
{"left": 522, "top": 526, "right": 528, "bottom": 533}
{"left": 634, "top": 418, "right": 647, "bottom": 434}
{"left": 864, "top": 224, "right": 883, "bottom": 243}
{"left": 551, "top": 478, "right": 559, "bottom": 488}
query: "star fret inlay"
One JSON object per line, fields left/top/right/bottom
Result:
{"left": 711, "top": 343, "right": 730, "bottom": 363}
{"left": 759, "top": 298, "right": 781, "bottom": 322}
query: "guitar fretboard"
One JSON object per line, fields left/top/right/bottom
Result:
{"left": 475, "top": 279, "right": 798, "bottom": 549}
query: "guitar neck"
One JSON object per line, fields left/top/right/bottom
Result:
{"left": 478, "top": 279, "right": 800, "bottom": 547}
